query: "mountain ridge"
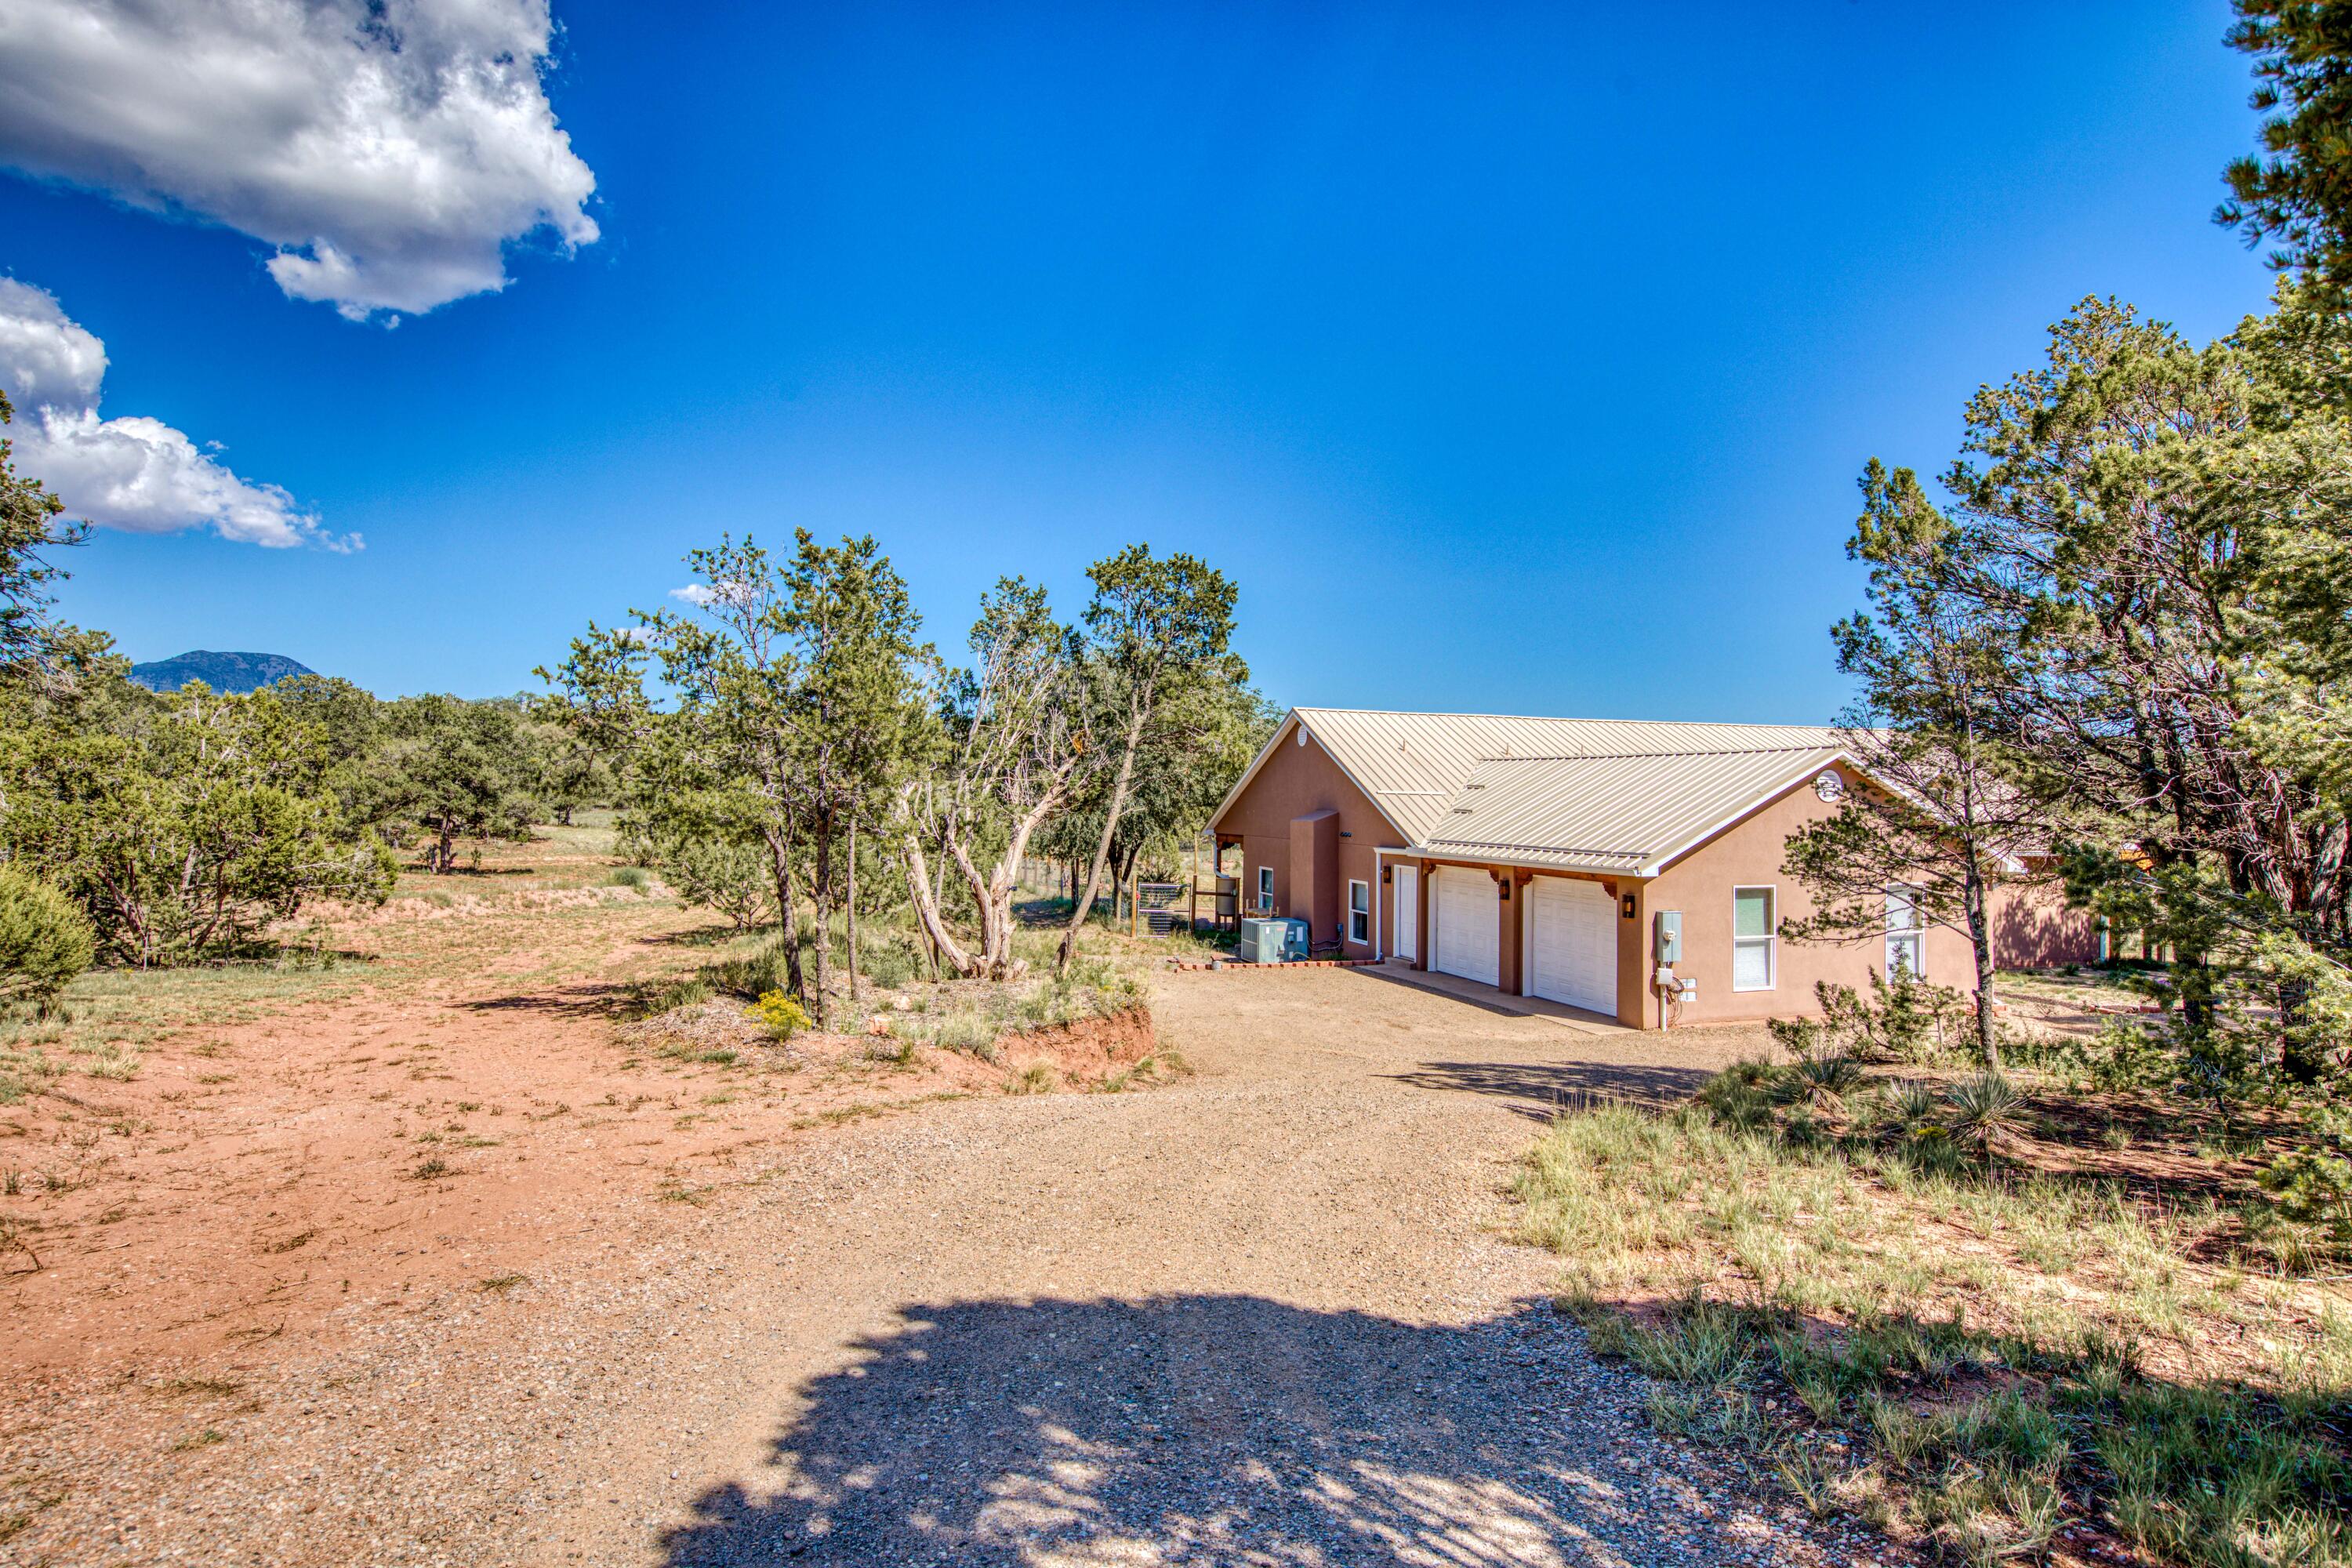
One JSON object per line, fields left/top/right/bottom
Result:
{"left": 129, "top": 651, "right": 315, "bottom": 694}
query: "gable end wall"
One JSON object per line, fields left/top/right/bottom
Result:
{"left": 1210, "top": 728, "right": 1402, "bottom": 954}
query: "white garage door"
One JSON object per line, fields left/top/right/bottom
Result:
{"left": 1432, "top": 868, "right": 1500, "bottom": 987}
{"left": 1528, "top": 877, "right": 1615, "bottom": 1015}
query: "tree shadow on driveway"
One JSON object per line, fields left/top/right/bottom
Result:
{"left": 662, "top": 1294, "right": 1786, "bottom": 1567}
{"left": 1381, "top": 1060, "right": 1715, "bottom": 1121}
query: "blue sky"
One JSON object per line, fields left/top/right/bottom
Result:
{"left": 0, "top": 2, "right": 2281, "bottom": 719}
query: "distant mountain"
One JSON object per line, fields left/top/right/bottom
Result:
{"left": 129, "top": 651, "right": 316, "bottom": 694}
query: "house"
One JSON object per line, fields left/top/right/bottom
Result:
{"left": 1206, "top": 707, "right": 2101, "bottom": 1029}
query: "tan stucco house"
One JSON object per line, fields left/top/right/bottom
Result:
{"left": 1207, "top": 707, "right": 2099, "bottom": 1029}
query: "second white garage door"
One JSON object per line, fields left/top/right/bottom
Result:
{"left": 1432, "top": 867, "right": 1499, "bottom": 987}
{"left": 1527, "top": 877, "right": 1616, "bottom": 1015}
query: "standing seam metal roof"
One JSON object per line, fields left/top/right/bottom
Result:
{"left": 1289, "top": 707, "right": 1840, "bottom": 848}
{"left": 1414, "top": 746, "right": 1844, "bottom": 874}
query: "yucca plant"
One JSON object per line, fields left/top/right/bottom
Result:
{"left": 1942, "top": 1072, "right": 2027, "bottom": 1171}
{"left": 1780, "top": 1048, "right": 1864, "bottom": 1111}
{"left": 1884, "top": 1080, "right": 1947, "bottom": 1145}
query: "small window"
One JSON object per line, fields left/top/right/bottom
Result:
{"left": 1733, "top": 886, "right": 1775, "bottom": 991}
{"left": 1348, "top": 880, "right": 1370, "bottom": 944}
{"left": 1256, "top": 866, "right": 1274, "bottom": 912}
{"left": 1886, "top": 885, "right": 1924, "bottom": 977}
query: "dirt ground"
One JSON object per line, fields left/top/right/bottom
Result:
{"left": 0, "top": 839, "right": 1162, "bottom": 1381}
{"left": 0, "top": 851, "right": 1878, "bottom": 1567}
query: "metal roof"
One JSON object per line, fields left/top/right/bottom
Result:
{"left": 1414, "top": 745, "right": 1845, "bottom": 876}
{"left": 1287, "top": 707, "right": 1839, "bottom": 844}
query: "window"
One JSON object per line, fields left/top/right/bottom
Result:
{"left": 1886, "top": 885, "right": 1924, "bottom": 977}
{"left": 1348, "top": 880, "right": 1370, "bottom": 945}
{"left": 1256, "top": 866, "right": 1274, "bottom": 912}
{"left": 1733, "top": 886, "right": 1775, "bottom": 991}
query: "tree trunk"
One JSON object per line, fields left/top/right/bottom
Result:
{"left": 810, "top": 811, "right": 834, "bottom": 1028}
{"left": 1058, "top": 696, "right": 1149, "bottom": 974}
{"left": 847, "top": 814, "right": 860, "bottom": 1002}
{"left": 1962, "top": 858, "right": 2000, "bottom": 1071}
{"left": 927, "top": 851, "right": 948, "bottom": 978}
{"left": 2281, "top": 976, "right": 2319, "bottom": 1083}
{"left": 898, "top": 805, "right": 980, "bottom": 978}
{"left": 763, "top": 826, "right": 806, "bottom": 999}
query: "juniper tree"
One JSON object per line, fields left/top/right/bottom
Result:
{"left": 1782, "top": 461, "right": 2059, "bottom": 1069}
{"left": 1054, "top": 544, "right": 1238, "bottom": 975}
{"left": 372, "top": 695, "right": 537, "bottom": 873}
{"left": 775, "top": 532, "right": 928, "bottom": 1014}
{"left": 895, "top": 577, "right": 1091, "bottom": 980}
{"left": 1857, "top": 295, "right": 2352, "bottom": 1089}
{"left": 0, "top": 676, "right": 396, "bottom": 964}
{"left": 0, "top": 392, "right": 84, "bottom": 670}
{"left": 543, "top": 538, "right": 815, "bottom": 1003}
{"left": 1037, "top": 658, "right": 1276, "bottom": 895}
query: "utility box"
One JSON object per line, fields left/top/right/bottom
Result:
{"left": 1653, "top": 909, "right": 1682, "bottom": 964}
{"left": 1239, "top": 917, "right": 1286, "bottom": 964}
{"left": 1279, "top": 916, "right": 1311, "bottom": 961}
{"left": 1239, "top": 916, "right": 1312, "bottom": 964}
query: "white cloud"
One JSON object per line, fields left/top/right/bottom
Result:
{"left": 0, "top": 279, "right": 345, "bottom": 550}
{"left": 670, "top": 582, "right": 757, "bottom": 610}
{"left": 0, "top": 0, "right": 598, "bottom": 321}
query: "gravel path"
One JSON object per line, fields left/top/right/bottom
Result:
{"left": 3, "top": 967, "right": 1886, "bottom": 1567}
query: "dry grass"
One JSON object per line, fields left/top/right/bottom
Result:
{"left": 1518, "top": 1091, "right": 2352, "bottom": 1568}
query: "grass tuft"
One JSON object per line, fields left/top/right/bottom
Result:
{"left": 1519, "top": 1077, "right": 2352, "bottom": 1568}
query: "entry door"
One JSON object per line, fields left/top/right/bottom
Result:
{"left": 1432, "top": 868, "right": 1500, "bottom": 987}
{"left": 1528, "top": 877, "right": 1615, "bottom": 1014}
{"left": 1391, "top": 866, "right": 1417, "bottom": 961}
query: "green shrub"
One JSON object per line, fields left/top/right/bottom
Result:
{"left": 1879, "top": 1079, "right": 1949, "bottom": 1153}
{"left": 2088, "top": 1018, "right": 2176, "bottom": 1091}
{"left": 0, "top": 868, "right": 95, "bottom": 1013}
{"left": 1792, "top": 967, "right": 1970, "bottom": 1064}
{"left": 747, "top": 989, "right": 813, "bottom": 1043}
{"left": 659, "top": 835, "right": 771, "bottom": 928}
{"left": 2263, "top": 1104, "right": 2352, "bottom": 1254}
{"left": 1696, "top": 1059, "right": 1776, "bottom": 1131}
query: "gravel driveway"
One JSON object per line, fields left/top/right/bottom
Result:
{"left": 5, "top": 966, "right": 1881, "bottom": 1567}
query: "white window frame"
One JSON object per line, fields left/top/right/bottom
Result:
{"left": 1733, "top": 884, "right": 1777, "bottom": 992}
{"left": 1347, "top": 879, "right": 1370, "bottom": 945}
{"left": 1256, "top": 866, "right": 1274, "bottom": 913}
{"left": 1886, "top": 884, "right": 1925, "bottom": 978}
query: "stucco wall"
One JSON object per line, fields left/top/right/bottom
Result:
{"left": 1211, "top": 723, "right": 1406, "bottom": 956}
{"left": 1642, "top": 775, "right": 1977, "bottom": 1027}
{"left": 1991, "top": 877, "right": 2103, "bottom": 968}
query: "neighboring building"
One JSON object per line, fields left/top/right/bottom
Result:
{"left": 1207, "top": 707, "right": 2101, "bottom": 1029}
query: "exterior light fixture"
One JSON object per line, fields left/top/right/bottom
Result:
{"left": 1622, "top": 895, "right": 1636, "bottom": 919}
